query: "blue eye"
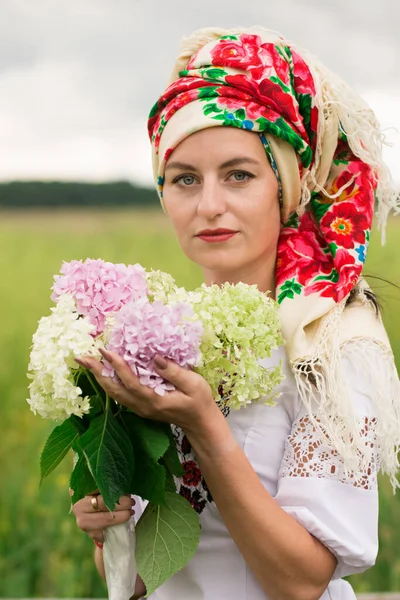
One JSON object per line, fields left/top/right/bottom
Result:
{"left": 230, "top": 171, "right": 253, "bottom": 182}
{"left": 174, "top": 174, "right": 196, "bottom": 186}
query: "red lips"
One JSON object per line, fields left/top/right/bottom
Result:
{"left": 196, "top": 228, "right": 238, "bottom": 243}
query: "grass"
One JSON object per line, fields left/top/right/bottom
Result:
{"left": 0, "top": 207, "right": 399, "bottom": 596}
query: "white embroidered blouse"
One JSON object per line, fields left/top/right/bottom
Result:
{"left": 143, "top": 344, "right": 380, "bottom": 599}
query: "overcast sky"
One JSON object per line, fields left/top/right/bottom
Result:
{"left": 0, "top": 0, "right": 399, "bottom": 187}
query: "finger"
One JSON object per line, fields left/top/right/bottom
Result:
{"left": 77, "top": 356, "right": 140, "bottom": 407}
{"left": 92, "top": 530, "right": 105, "bottom": 544}
{"left": 86, "top": 494, "right": 134, "bottom": 513}
{"left": 153, "top": 355, "right": 201, "bottom": 396}
{"left": 76, "top": 508, "right": 133, "bottom": 535}
{"left": 99, "top": 349, "right": 156, "bottom": 400}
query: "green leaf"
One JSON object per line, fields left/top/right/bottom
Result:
{"left": 270, "top": 75, "right": 290, "bottom": 93}
{"left": 69, "top": 413, "right": 88, "bottom": 434}
{"left": 40, "top": 419, "right": 79, "bottom": 483}
{"left": 121, "top": 412, "right": 170, "bottom": 505}
{"left": 163, "top": 468, "right": 178, "bottom": 493}
{"left": 136, "top": 491, "right": 201, "bottom": 596}
{"left": 277, "top": 279, "right": 303, "bottom": 304}
{"left": 311, "top": 197, "right": 331, "bottom": 222}
{"left": 328, "top": 242, "right": 338, "bottom": 258}
{"left": 69, "top": 453, "right": 97, "bottom": 504}
{"left": 314, "top": 269, "right": 339, "bottom": 283}
{"left": 162, "top": 428, "right": 184, "bottom": 478}
{"left": 202, "top": 67, "right": 227, "bottom": 79}
{"left": 77, "top": 412, "right": 135, "bottom": 510}
{"left": 256, "top": 116, "right": 270, "bottom": 129}
{"left": 283, "top": 211, "right": 300, "bottom": 228}
{"left": 278, "top": 288, "right": 294, "bottom": 303}
{"left": 198, "top": 86, "right": 219, "bottom": 99}
{"left": 235, "top": 108, "right": 246, "bottom": 120}
{"left": 122, "top": 412, "right": 170, "bottom": 465}
{"left": 203, "top": 103, "right": 221, "bottom": 116}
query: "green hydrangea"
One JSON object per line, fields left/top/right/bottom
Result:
{"left": 188, "top": 283, "right": 285, "bottom": 410}
{"left": 145, "top": 269, "right": 179, "bottom": 303}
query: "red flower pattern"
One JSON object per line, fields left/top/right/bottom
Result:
{"left": 209, "top": 34, "right": 266, "bottom": 70}
{"left": 224, "top": 74, "right": 301, "bottom": 130}
{"left": 291, "top": 49, "right": 316, "bottom": 95}
{"left": 321, "top": 202, "right": 369, "bottom": 249}
{"left": 305, "top": 250, "right": 361, "bottom": 301}
{"left": 182, "top": 460, "right": 202, "bottom": 487}
{"left": 276, "top": 212, "right": 332, "bottom": 287}
{"left": 171, "top": 424, "right": 214, "bottom": 516}
{"left": 148, "top": 32, "right": 375, "bottom": 307}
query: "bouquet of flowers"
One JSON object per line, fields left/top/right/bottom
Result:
{"left": 27, "top": 259, "right": 284, "bottom": 599}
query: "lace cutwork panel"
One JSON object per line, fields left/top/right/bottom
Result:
{"left": 279, "top": 416, "right": 378, "bottom": 491}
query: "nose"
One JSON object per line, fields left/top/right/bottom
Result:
{"left": 197, "top": 177, "right": 227, "bottom": 220}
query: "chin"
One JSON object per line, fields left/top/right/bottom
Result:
{"left": 197, "top": 256, "right": 244, "bottom": 274}
{"left": 185, "top": 245, "right": 248, "bottom": 273}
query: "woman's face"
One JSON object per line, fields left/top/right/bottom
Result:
{"left": 162, "top": 127, "right": 281, "bottom": 283}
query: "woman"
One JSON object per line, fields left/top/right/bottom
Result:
{"left": 73, "top": 27, "right": 400, "bottom": 599}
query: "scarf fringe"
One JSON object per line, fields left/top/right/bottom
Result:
{"left": 292, "top": 45, "right": 400, "bottom": 241}
{"left": 291, "top": 301, "right": 400, "bottom": 492}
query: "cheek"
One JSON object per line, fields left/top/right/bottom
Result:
{"left": 247, "top": 190, "right": 281, "bottom": 244}
{"left": 163, "top": 201, "right": 192, "bottom": 250}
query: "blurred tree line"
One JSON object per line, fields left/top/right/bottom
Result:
{"left": 0, "top": 181, "right": 159, "bottom": 207}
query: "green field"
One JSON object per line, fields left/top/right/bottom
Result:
{"left": 0, "top": 208, "right": 399, "bottom": 596}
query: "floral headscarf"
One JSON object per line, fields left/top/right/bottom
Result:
{"left": 147, "top": 27, "right": 400, "bottom": 484}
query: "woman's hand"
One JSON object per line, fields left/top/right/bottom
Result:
{"left": 75, "top": 349, "right": 222, "bottom": 435}
{"left": 71, "top": 492, "right": 135, "bottom": 544}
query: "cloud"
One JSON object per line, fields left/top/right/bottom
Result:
{"left": 0, "top": 0, "right": 398, "bottom": 185}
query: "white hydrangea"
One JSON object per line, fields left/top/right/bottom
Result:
{"left": 27, "top": 294, "right": 100, "bottom": 421}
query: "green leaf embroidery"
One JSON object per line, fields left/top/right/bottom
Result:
{"left": 198, "top": 87, "right": 219, "bottom": 100}
{"left": 203, "top": 103, "right": 222, "bottom": 116}
{"left": 69, "top": 453, "right": 97, "bottom": 504}
{"left": 202, "top": 68, "right": 227, "bottom": 79}
{"left": 136, "top": 491, "right": 201, "bottom": 596}
{"left": 328, "top": 242, "right": 338, "bottom": 258}
{"left": 270, "top": 75, "right": 291, "bottom": 93}
{"left": 40, "top": 419, "right": 79, "bottom": 483}
{"left": 283, "top": 212, "right": 299, "bottom": 228}
{"left": 314, "top": 269, "right": 339, "bottom": 283}
{"left": 277, "top": 279, "right": 303, "bottom": 304}
{"left": 311, "top": 198, "right": 331, "bottom": 222}
{"left": 235, "top": 108, "right": 246, "bottom": 120}
{"left": 77, "top": 411, "right": 135, "bottom": 510}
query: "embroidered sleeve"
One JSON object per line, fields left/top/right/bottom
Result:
{"left": 279, "top": 415, "right": 378, "bottom": 490}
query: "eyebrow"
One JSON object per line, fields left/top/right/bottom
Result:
{"left": 165, "top": 157, "right": 261, "bottom": 172}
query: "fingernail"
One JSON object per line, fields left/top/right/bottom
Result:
{"left": 154, "top": 355, "right": 168, "bottom": 370}
{"left": 75, "top": 357, "right": 91, "bottom": 369}
{"left": 130, "top": 508, "right": 136, "bottom": 516}
{"left": 100, "top": 348, "right": 113, "bottom": 362}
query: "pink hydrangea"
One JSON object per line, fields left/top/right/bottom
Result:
{"left": 51, "top": 259, "right": 148, "bottom": 335}
{"left": 102, "top": 297, "right": 203, "bottom": 395}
